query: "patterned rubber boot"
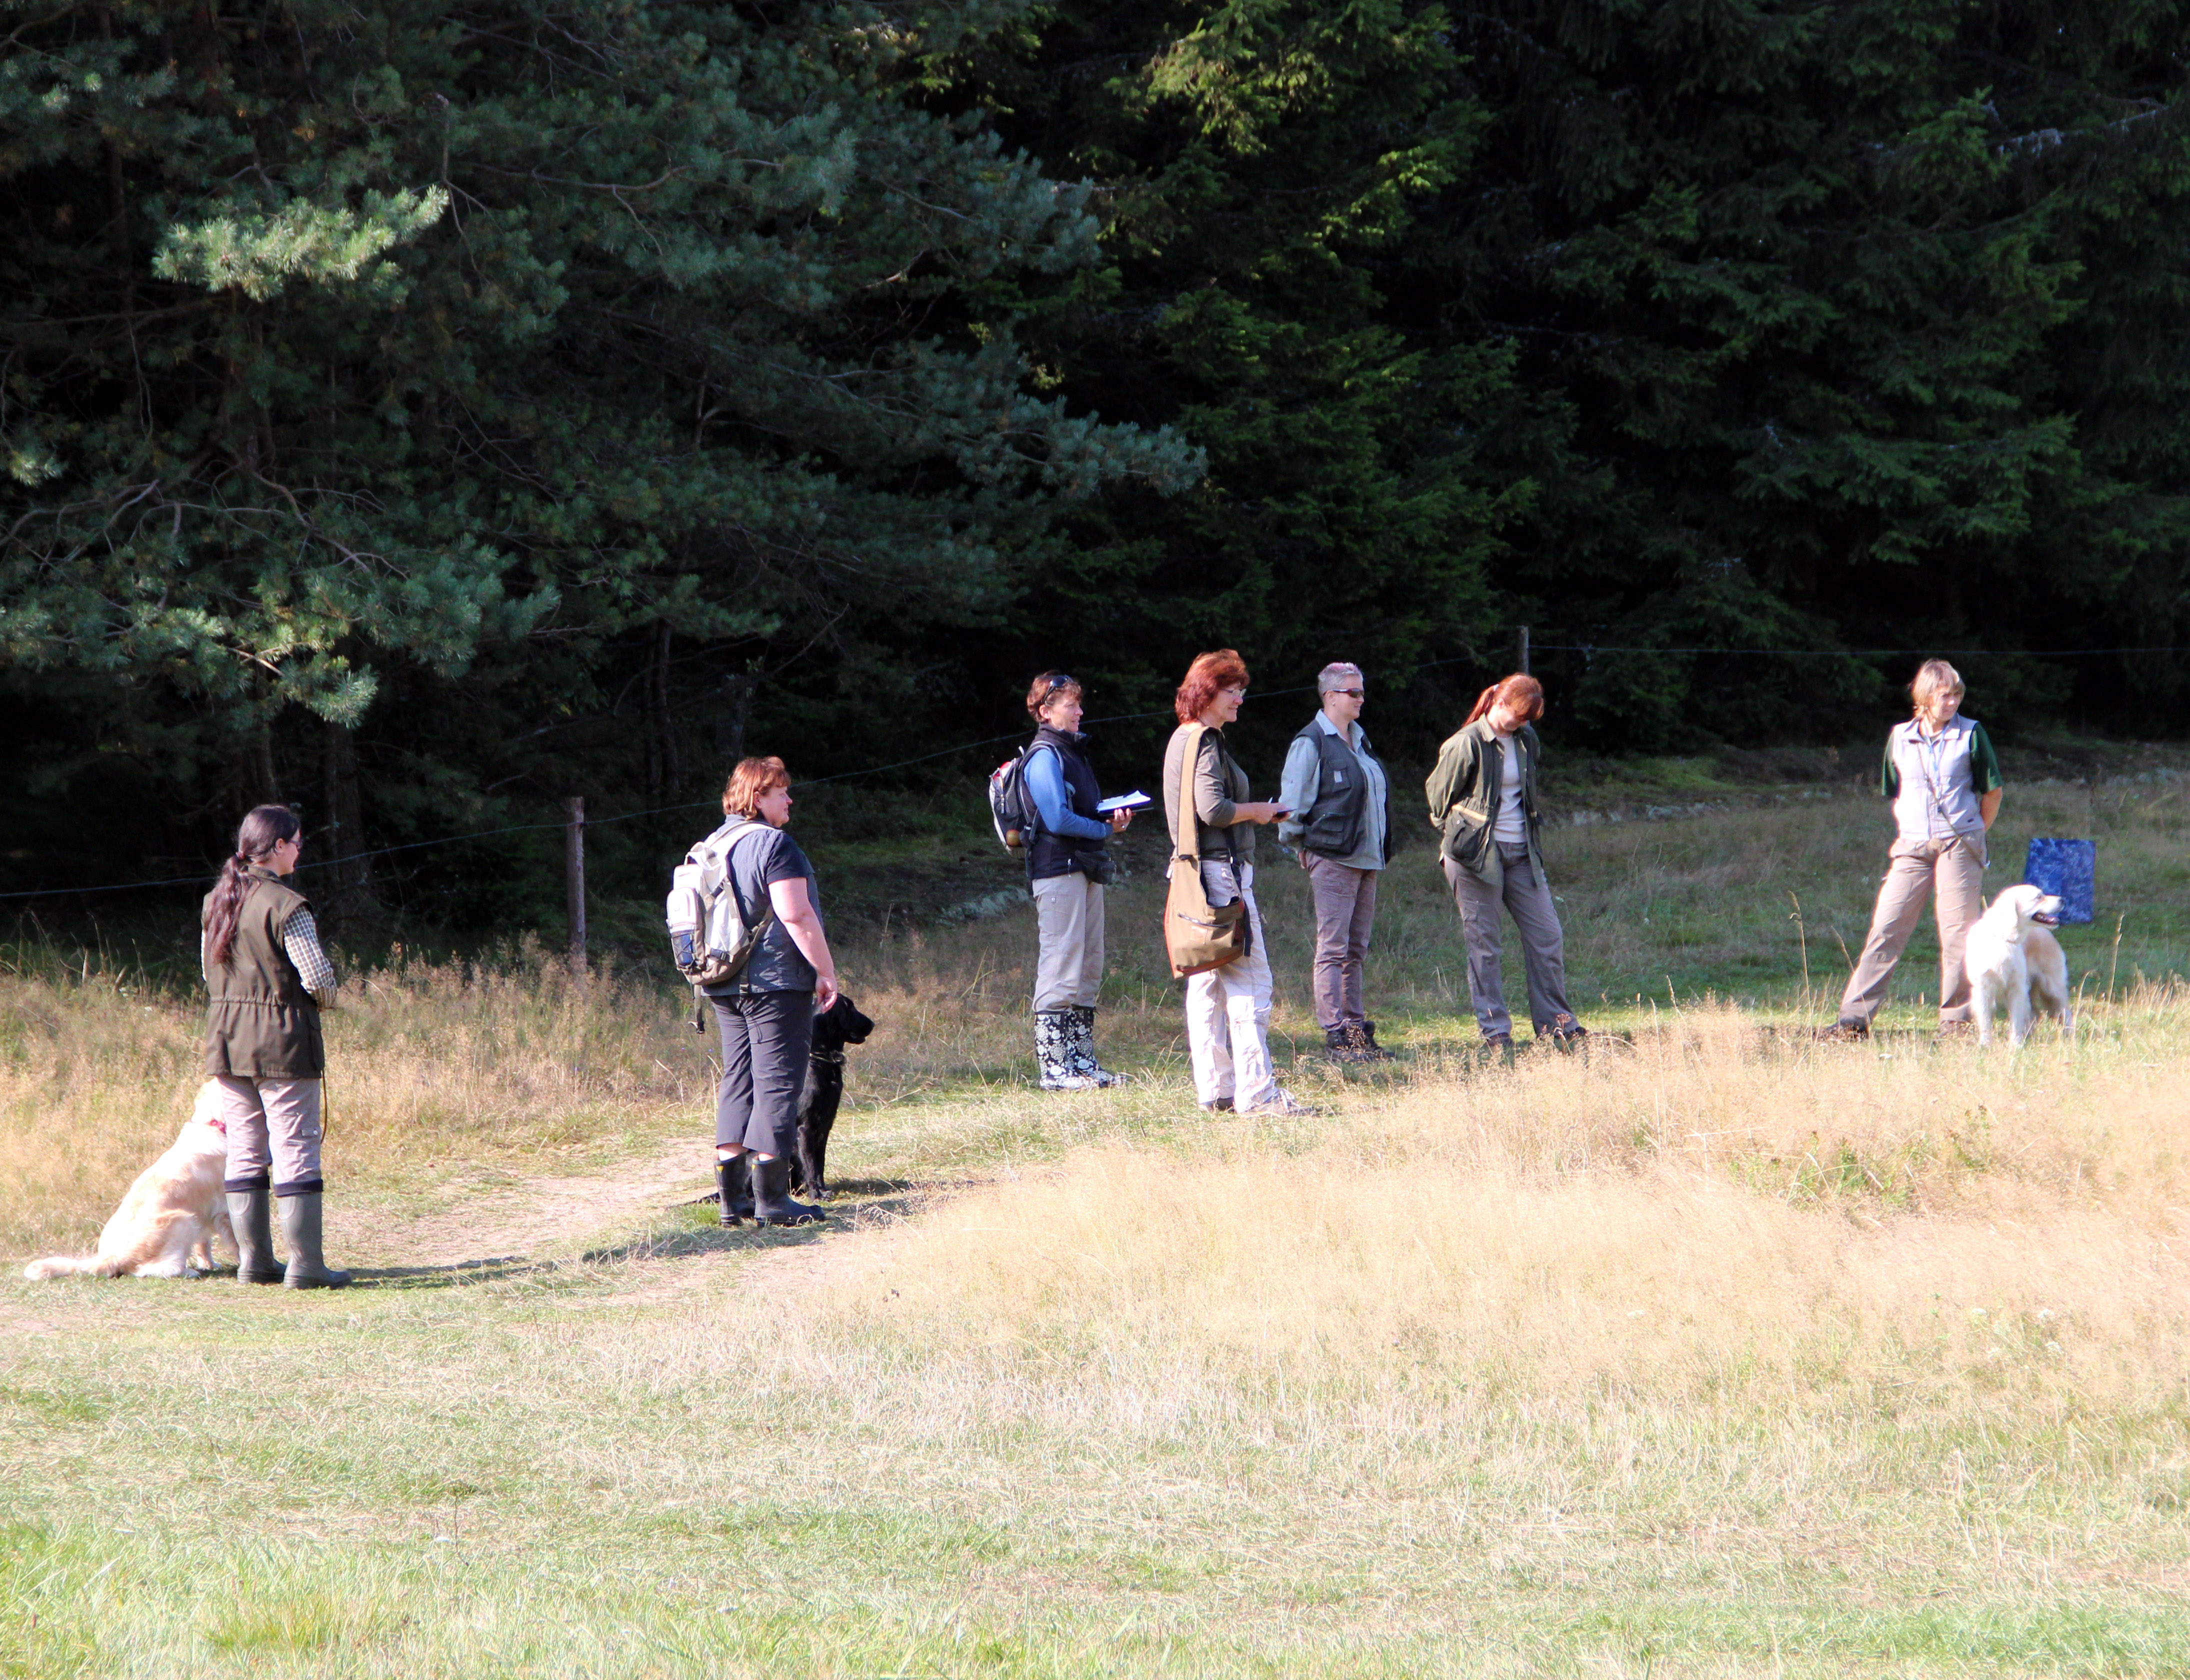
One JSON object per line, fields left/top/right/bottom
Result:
{"left": 1036, "top": 1010, "right": 1096, "bottom": 1091}
{"left": 1356, "top": 1021, "right": 1397, "bottom": 1061}
{"left": 1069, "top": 1007, "right": 1127, "bottom": 1088}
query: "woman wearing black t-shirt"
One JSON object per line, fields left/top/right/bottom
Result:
{"left": 700, "top": 756, "right": 840, "bottom": 1227}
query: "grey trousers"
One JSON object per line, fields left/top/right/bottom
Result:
{"left": 1836, "top": 836, "right": 1986, "bottom": 1026}
{"left": 1444, "top": 844, "right": 1578, "bottom": 1039}
{"left": 1304, "top": 853, "right": 1378, "bottom": 1030}
{"left": 712, "top": 990, "right": 814, "bottom": 1157}
{"left": 1032, "top": 872, "right": 1105, "bottom": 1012}
{"left": 217, "top": 1075, "right": 324, "bottom": 1195}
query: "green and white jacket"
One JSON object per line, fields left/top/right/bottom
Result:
{"left": 1424, "top": 717, "right": 1546, "bottom": 889}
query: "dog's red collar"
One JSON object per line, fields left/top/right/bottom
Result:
{"left": 205, "top": 1116, "right": 227, "bottom": 1134}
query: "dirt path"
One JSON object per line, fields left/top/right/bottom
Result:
{"left": 345, "top": 1139, "right": 717, "bottom": 1269}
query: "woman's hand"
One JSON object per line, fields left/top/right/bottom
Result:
{"left": 1108, "top": 808, "right": 1133, "bottom": 832}
{"left": 812, "top": 973, "right": 839, "bottom": 1014}
{"left": 1232, "top": 800, "right": 1289, "bottom": 826}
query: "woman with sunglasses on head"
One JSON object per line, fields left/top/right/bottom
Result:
{"left": 1021, "top": 670, "right": 1135, "bottom": 1090}
{"left": 202, "top": 804, "right": 349, "bottom": 1288}
{"left": 1425, "top": 673, "right": 1587, "bottom": 1052}
{"left": 1163, "top": 650, "right": 1314, "bottom": 1115}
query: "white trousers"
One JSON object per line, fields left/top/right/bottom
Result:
{"left": 1182, "top": 862, "right": 1278, "bottom": 1109}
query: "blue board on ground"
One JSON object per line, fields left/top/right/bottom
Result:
{"left": 2022, "top": 838, "right": 2096, "bottom": 924}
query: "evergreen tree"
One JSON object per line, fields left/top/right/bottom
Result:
{"left": 0, "top": 0, "right": 1198, "bottom": 889}
{"left": 957, "top": 0, "right": 1522, "bottom": 763}
{"left": 1413, "top": 0, "right": 2190, "bottom": 745}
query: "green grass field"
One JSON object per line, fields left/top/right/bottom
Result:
{"left": 4, "top": 754, "right": 2188, "bottom": 1677}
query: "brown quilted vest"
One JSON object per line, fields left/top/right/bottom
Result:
{"left": 202, "top": 868, "right": 325, "bottom": 1078}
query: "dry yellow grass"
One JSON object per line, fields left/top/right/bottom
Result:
{"left": 789, "top": 995, "right": 2190, "bottom": 1420}
{"left": 0, "top": 942, "right": 704, "bottom": 1255}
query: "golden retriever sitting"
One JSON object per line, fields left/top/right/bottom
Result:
{"left": 23, "top": 1082, "right": 236, "bottom": 1280}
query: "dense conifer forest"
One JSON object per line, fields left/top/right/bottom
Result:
{"left": 4, "top": 0, "right": 2188, "bottom": 918}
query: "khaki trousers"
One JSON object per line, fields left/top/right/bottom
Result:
{"left": 1443, "top": 844, "right": 1578, "bottom": 1040}
{"left": 1032, "top": 872, "right": 1105, "bottom": 1012}
{"left": 216, "top": 1075, "right": 324, "bottom": 1194}
{"left": 1837, "top": 837, "right": 1986, "bottom": 1026}
{"left": 1303, "top": 853, "right": 1378, "bottom": 1030}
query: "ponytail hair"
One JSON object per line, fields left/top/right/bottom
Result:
{"left": 1464, "top": 672, "right": 1545, "bottom": 727}
{"left": 204, "top": 804, "right": 302, "bottom": 967}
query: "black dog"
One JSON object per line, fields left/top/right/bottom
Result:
{"left": 790, "top": 994, "right": 874, "bottom": 1197}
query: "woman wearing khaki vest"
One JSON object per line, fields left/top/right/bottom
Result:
{"left": 202, "top": 804, "right": 349, "bottom": 1288}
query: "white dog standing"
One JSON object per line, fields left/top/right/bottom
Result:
{"left": 22, "top": 1082, "right": 236, "bottom": 1280}
{"left": 1964, "top": 884, "right": 2072, "bottom": 1048}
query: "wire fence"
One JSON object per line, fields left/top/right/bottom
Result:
{"left": 2, "top": 639, "right": 2176, "bottom": 905}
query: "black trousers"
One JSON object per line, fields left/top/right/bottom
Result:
{"left": 712, "top": 990, "right": 814, "bottom": 1156}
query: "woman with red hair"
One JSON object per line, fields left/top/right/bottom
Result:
{"left": 1424, "top": 674, "right": 1586, "bottom": 1050}
{"left": 1162, "top": 650, "right": 1314, "bottom": 1114}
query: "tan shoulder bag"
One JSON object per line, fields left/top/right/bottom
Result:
{"left": 1163, "top": 724, "right": 1248, "bottom": 977}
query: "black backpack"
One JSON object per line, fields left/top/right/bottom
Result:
{"left": 987, "top": 745, "right": 1039, "bottom": 852}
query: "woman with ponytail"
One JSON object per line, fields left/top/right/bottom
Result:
{"left": 202, "top": 804, "right": 348, "bottom": 1288}
{"left": 1424, "top": 674, "right": 1588, "bottom": 1051}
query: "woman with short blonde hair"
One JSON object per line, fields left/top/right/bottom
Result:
{"left": 1820, "top": 660, "right": 2003, "bottom": 1042}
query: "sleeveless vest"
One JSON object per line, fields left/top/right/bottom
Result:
{"left": 203, "top": 868, "right": 326, "bottom": 1078}
{"left": 1026, "top": 726, "right": 1108, "bottom": 882}
{"left": 1292, "top": 719, "right": 1392, "bottom": 864}
{"left": 1888, "top": 716, "right": 1988, "bottom": 857}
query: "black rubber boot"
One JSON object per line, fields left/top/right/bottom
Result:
{"left": 751, "top": 1155, "right": 826, "bottom": 1228}
{"left": 276, "top": 1192, "right": 352, "bottom": 1289}
{"left": 225, "top": 1181, "right": 284, "bottom": 1284}
{"left": 714, "top": 1154, "right": 754, "bottom": 1227}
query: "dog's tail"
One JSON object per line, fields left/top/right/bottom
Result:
{"left": 22, "top": 1254, "right": 104, "bottom": 1280}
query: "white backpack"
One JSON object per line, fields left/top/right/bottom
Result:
{"left": 666, "top": 819, "right": 776, "bottom": 989}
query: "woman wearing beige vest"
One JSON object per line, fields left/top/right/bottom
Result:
{"left": 202, "top": 804, "right": 348, "bottom": 1288}
{"left": 1818, "top": 660, "right": 2003, "bottom": 1042}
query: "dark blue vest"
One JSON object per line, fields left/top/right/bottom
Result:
{"left": 1026, "top": 726, "right": 1108, "bottom": 882}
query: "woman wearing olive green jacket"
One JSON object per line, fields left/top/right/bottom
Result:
{"left": 1424, "top": 674, "right": 1586, "bottom": 1050}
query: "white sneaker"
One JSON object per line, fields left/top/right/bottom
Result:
{"left": 1236, "top": 1088, "right": 1319, "bottom": 1117}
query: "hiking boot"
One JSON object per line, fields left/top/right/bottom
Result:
{"left": 714, "top": 1154, "right": 754, "bottom": 1227}
{"left": 1935, "top": 1020, "right": 1975, "bottom": 1044}
{"left": 752, "top": 1155, "right": 826, "bottom": 1228}
{"left": 1544, "top": 1014, "right": 1588, "bottom": 1048}
{"left": 1355, "top": 1020, "right": 1397, "bottom": 1061}
{"left": 1035, "top": 1010, "right": 1097, "bottom": 1091}
{"left": 276, "top": 1192, "right": 352, "bottom": 1290}
{"left": 1815, "top": 1020, "right": 1870, "bottom": 1045}
{"left": 1481, "top": 1032, "right": 1514, "bottom": 1054}
{"left": 1068, "top": 1006, "right": 1128, "bottom": 1088}
{"left": 224, "top": 1178, "right": 284, "bottom": 1284}
{"left": 1323, "top": 1024, "right": 1369, "bottom": 1064}
{"left": 1200, "top": 1096, "right": 1234, "bottom": 1113}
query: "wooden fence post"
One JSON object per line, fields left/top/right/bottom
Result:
{"left": 566, "top": 796, "right": 587, "bottom": 992}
